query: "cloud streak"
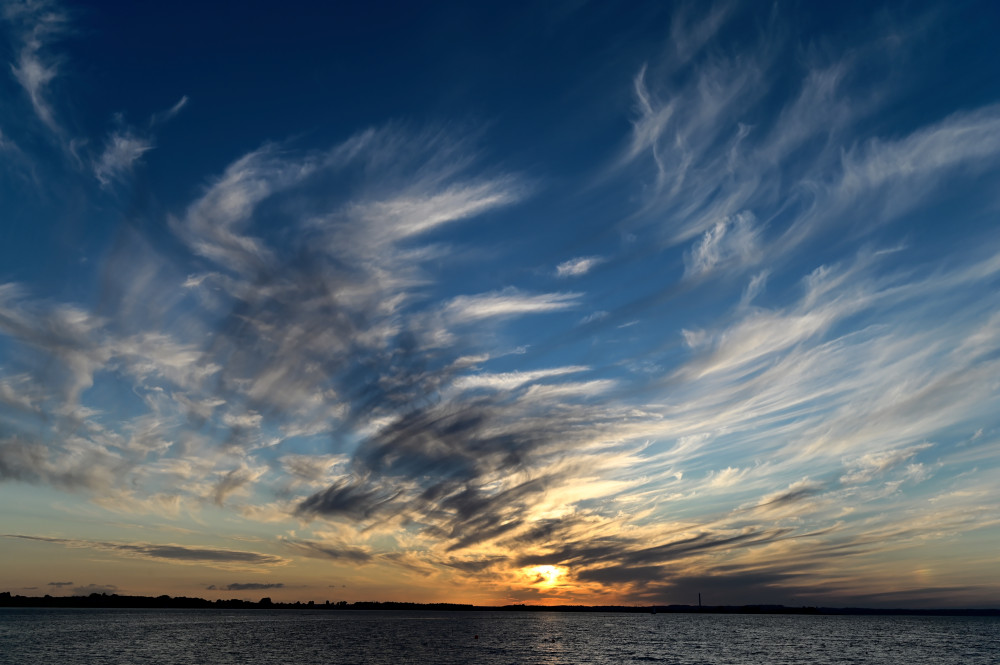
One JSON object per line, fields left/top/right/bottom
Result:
{"left": 4, "top": 535, "right": 288, "bottom": 567}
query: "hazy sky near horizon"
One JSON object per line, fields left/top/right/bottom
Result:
{"left": 1, "top": 0, "right": 999, "bottom": 608}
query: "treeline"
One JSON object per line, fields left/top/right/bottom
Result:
{"left": 0, "top": 592, "right": 475, "bottom": 611}
{"left": 1, "top": 592, "right": 997, "bottom": 616}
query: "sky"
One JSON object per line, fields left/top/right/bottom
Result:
{"left": 1, "top": 0, "right": 999, "bottom": 609}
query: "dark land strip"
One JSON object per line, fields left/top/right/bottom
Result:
{"left": 2, "top": 592, "right": 997, "bottom": 616}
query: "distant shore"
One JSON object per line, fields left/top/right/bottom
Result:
{"left": 2, "top": 592, "right": 997, "bottom": 616}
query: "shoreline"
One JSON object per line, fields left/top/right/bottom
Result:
{"left": 2, "top": 592, "right": 997, "bottom": 616}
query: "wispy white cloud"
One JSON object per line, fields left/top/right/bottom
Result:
{"left": 453, "top": 366, "right": 588, "bottom": 392}
{"left": 615, "top": 5, "right": 1000, "bottom": 281}
{"left": 150, "top": 95, "right": 189, "bottom": 125}
{"left": 706, "top": 465, "right": 749, "bottom": 489}
{"left": 785, "top": 104, "right": 1000, "bottom": 243}
{"left": 92, "top": 97, "right": 191, "bottom": 186}
{"left": 169, "top": 145, "right": 314, "bottom": 273}
{"left": 521, "top": 379, "right": 617, "bottom": 401}
{"left": 740, "top": 270, "right": 769, "bottom": 306}
{"left": 0, "top": 283, "right": 110, "bottom": 404}
{"left": 114, "top": 332, "right": 219, "bottom": 391}
{"left": 668, "top": 2, "right": 733, "bottom": 65}
{"left": 624, "top": 44, "right": 767, "bottom": 224}
{"left": 93, "top": 129, "right": 153, "bottom": 186}
{"left": 684, "top": 211, "right": 761, "bottom": 278}
{"left": 839, "top": 444, "right": 932, "bottom": 486}
{"left": 656, "top": 248, "right": 1000, "bottom": 496}
{"left": 347, "top": 179, "right": 522, "bottom": 242}
{"left": 0, "top": 373, "right": 42, "bottom": 413}
{"left": 444, "top": 288, "right": 580, "bottom": 322}
{"left": 4, "top": 0, "right": 69, "bottom": 134}
{"left": 579, "top": 310, "right": 609, "bottom": 325}
{"left": 556, "top": 256, "right": 604, "bottom": 278}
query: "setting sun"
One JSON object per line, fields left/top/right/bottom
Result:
{"left": 525, "top": 565, "right": 568, "bottom": 588}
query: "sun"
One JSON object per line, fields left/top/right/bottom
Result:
{"left": 525, "top": 565, "right": 567, "bottom": 588}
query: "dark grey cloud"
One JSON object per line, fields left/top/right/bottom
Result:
{"left": 629, "top": 569, "right": 987, "bottom": 609}
{"left": 650, "top": 572, "right": 807, "bottom": 606}
{"left": 574, "top": 565, "right": 666, "bottom": 586}
{"left": 212, "top": 467, "right": 255, "bottom": 506}
{"left": 511, "top": 526, "right": 803, "bottom": 596}
{"left": 594, "top": 525, "right": 983, "bottom": 607}
{"left": 4, "top": 534, "right": 64, "bottom": 544}
{"left": 752, "top": 483, "right": 824, "bottom": 511}
{"left": 295, "top": 389, "right": 628, "bottom": 555}
{"left": 72, "top": 584, "right": 118, "bottom": 596}
{"left": 503, "top": 516, "right": 590, "bottom": 548}
{"left": 378, "top": 551, "right": 435, "bottom": 577}
{"left": 207, "top": 582, "right": 284, "bottom": 591}
{"left": 621, "top": 530, "right": 794, "bottom": 567}
{"left": 284, "top": 539, "right": 441, "bottom": 576}
{"left": 112, "top": 543, "right": 284, "bottom": 564}
{"left": 47, "top": 581, "right": 73, "bottom": 586}
{"left": 3, "top": 534, "right": 287, "bottom": 566}
{"left": 442, "top": 556, "right": 507, "bottom": 574}
{"left": 0, "top": 437, "right": 47, "bottom": 484}
{"left": 563, "top": 553, "right": 828, "bottom": 606}
{"left": 0, "top": 435, "right": 130, "bottom": 491}
{"left": 437, "top": 476, "right": 559, "bottom": 552}
{"left": 283, "top": 538, "right": 373, "bottom": 564}
{"left": 831, "top": 585, "right": 995, "bottom": 609}
{"left": 295, "top": 477, "right": 402, "bottom": 522}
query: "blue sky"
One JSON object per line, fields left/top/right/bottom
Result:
{"left": 1, "top": 0, "right": 999, "bottom": 607}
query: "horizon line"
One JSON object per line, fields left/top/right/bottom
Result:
{"left": 2, "top": 591, "right": 997, "bottom": 616}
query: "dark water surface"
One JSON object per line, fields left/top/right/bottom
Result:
{"left": 2, "top": 608, "right": 998, "bottom": 664}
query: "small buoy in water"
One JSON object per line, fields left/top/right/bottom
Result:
{"left": 474, "top": 635, "right": 479, "bottom": 640}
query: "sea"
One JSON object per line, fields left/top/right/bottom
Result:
{"left": 1, "top": 608, "right": 998, "bottom": 664}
